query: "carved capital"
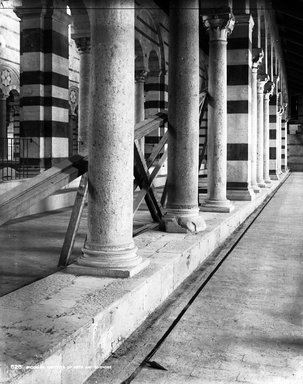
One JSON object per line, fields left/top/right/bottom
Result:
{"left": 252, "top": 48, "right": 264, "bottom": 71}
{"left": 135, "top": 70, "right": 148, "bottom": 83}
{"left": 202, "top": 12, "right": 235, "bottom": 41}
{"left": 74, "top": 37, "right": 91, "bottom": 54}
{"left": 264, "top": 81, "right": 275, "bottom": 97}
{"left": 257, "top": 73, "right": 269, "bottom": 93}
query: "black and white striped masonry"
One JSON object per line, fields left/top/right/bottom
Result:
{"left": 227, "top": 14, "right": 254, "bottom": 200}
{"left": 16, "top": 3, "right": 70, "bottom": 172}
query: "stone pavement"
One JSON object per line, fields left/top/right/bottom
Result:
{"left": 85, "top": 173, "right": 303, "bottom": 384}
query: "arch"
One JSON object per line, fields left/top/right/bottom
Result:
{"left": 148, "top": 50, "right": 160, "bottom": 76}
{"left": 135, "top": 8, "right": 166, "bottom": 75}
{"left": 135, "top": 38, "right": 147, "bottom": 73}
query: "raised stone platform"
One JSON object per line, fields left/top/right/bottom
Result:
{"left": 0, "top": 173, "right": 289, "bottom": 384}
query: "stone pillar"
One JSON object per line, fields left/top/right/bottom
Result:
{"left": 200, "top": 11, "right": 234, "bottom": 213}
{"left": 256, "top": 74, "right": 269, "bottom": 188}
{"left": 251, "top": 49, "right": 263, "bottom": 193}
{"left": 226, "top": 14, "right": 254, "bottom": 201}
{"left": 15, "top": 2, "right": 71, "bottom": 172}
{"left": 74, "top": 37, "right": 91, "bottom": 156}
{"left": 263, "top": 81, "right": 274, "bottom": 184}
{"left": 276, "top": 105, "right": 283, "bottom": 175}
{"left": 135, "top": 70, "right": 147, "bottom": 154}
{"left": 269, "top": 75, "right": 280, "bottom": 180}
{"left": 164, "top": 0, "right": 206, "bottom": 232}
{"left": 77, "top": 0, "right": 146, "bottom": 277}
{"left": 135, "top": 70, "right": 147, "bottom": 124}
{"left": 281, "top": 105, "right": 288, "bottom": 172}
{"left": 0, "top": 95, "right": 7, "bottom": 159}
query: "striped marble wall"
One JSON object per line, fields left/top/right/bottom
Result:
{"left": 269, "top": 92, "right": 279, "bottom": 179}
{"left": 281, "top": 114, "right": 287, "bottom": 171}
{"left": 18, "top": 3, "right": 70, "bottom": 172}
{"left": 226, "top": 14, "right": 254, "bottom": 200}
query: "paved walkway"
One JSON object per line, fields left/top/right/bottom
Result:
{"left": 86, "top": 172, "right": 303, "bottom": 384}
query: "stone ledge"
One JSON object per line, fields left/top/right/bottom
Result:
{"left": 0, "top": 174, "right": 288, "bottom": 384}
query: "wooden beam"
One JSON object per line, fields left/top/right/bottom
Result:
{"left": 0, "top": 155, "right": 87, "bottom": 227}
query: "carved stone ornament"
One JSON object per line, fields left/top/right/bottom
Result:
{"left": 202, "top": 12, "right": 235, "bottom": 41}
{"left": 135, "top": 70, "right": 148, "bottom": 82}
{"left": 264, "top": 80, "right": 275, "bottom": 96}
{"left": 257, "top": 73, "right": 269, "bottom": 93}
{"left": 74, "top": 37, "right": 91, "bottom": 54}
{"left": 69, "top": 86, "right": 79, "bottom": 116}
{"left": 1, "top": 69, "right": 12, "bottom": 87}
{"left": 252, "top": 48, "right": 264, "bottom": 70}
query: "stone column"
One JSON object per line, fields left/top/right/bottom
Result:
{"left": 281, "top": 105, "right": 288, "bottom": 172}
{"left": 251, "top": 49, "right": 263, "bottom": 193}
{"left": 15, "top": 2, "right": 71, "bottom": 172}
{"left": 263, "top": 81, "right": 274, "bottom": 185}
{"left": 200, "top": 11, "right": 234, "bottom": 212}
{"left": 74, "top": 37, "right": 91, "bottom": 156}
{"left": 256, "top": 74, "right": 269, "bottom": 188}
{"left": 135, "top": 70, "right": 147, "bottom": 153}
{"left": 277, "top": 105, "right": 283, "bottom": 175}
{"left": 164, "top": 0, "right": 206, "bottom": 232}
{"left": 76, "top": 0, "right": 146, "bottom": 277}
{"left": 0, "top": 95, "right": 7, "bottom": 159}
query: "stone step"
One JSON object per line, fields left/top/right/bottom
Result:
{"left": 0, "top": 174, "right": 288, "bottom": 384}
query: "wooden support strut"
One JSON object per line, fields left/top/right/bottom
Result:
{"left": 59, "top": 112, "right": 168, "bottom": 266}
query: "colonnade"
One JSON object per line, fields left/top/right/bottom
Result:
{"left": 14, "top": 0, "right": 289, "bottom": 277}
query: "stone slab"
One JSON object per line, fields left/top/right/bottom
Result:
{"left": 0, "top": 173, "right": 289, "bottom": 384}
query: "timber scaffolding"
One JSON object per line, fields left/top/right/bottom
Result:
{"left": 0, "top": 90, "right": 209, "bottom": 269}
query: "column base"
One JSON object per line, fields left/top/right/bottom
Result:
{"left": 71, "top": 242, "right": 147, "bottom": 278}
{"left": 257, "top": 181, "right": 266, "bottom": 188}
{"left": 163, "top": 207, "right": 206, "bottom": 233}
{"left": 270, "top": 173, "right": 280, "bottom": 181}
{"left": 227, "top": 187, "right": 255, "bottom": 201}
{"left": 67, "top": 258, "right": 150, "bottom": 278}
{"left": 252, "top": 183, "right": 261, "bottom": 193}
{"left": 200, "top": 198, "right": 234, "bottom": 213}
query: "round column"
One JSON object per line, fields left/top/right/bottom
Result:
{"left": 164, "top": 0, "right": 206, "bottom": 233}
{"left": 78, "top": 0, "right": 141, "bottom": 272}
{"left": 251, "top": 66, "right": 260, "bottom": 193}
{"left": 75, "top": 37, "right": 91, "bottom": 156}
{"left": 135, "top": 70, "right": 147, "bottom": 153}
{"left": 277, "top": 106, "right": 283, "bottom": 175}
{"left": 263, "top": 81, "right": 274, "bottom": 185}
{"left": 256, "top": 74, "right": 268, "bottom": 187}
{"left": 200, "top": 12, "right": 234, "bottom": 213}
{"left": 0, "top": 95, "right": 7, "bottom": 159}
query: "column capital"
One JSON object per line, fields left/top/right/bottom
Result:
{"left": 202, "top": 12, "right": 235, "bottom": 41}
{"left": 257, "top": 73, "right": 269, "bottom": 93}
{"left": 74, "top": 36, "right": 91, "bottom": 54}
{"left": 252, "top": 48, "right": 264, "bottom": 72}
{"left": 135, "top": 70, "right": 148, "bottom": 83}
{"left": 264, "top": 80, "right": 275, "bottom": 98}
